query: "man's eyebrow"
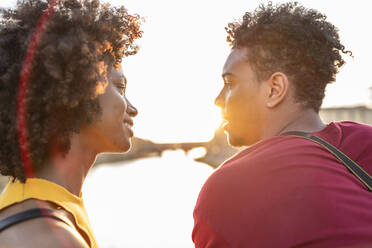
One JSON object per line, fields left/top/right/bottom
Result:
{"left": 222, "top": 72, "right": 235, "bottom": 78}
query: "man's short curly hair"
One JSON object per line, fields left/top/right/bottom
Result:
{"left": 0, "top": 0, "right": 142, "bottom": 182}
{"left": 225, "top": 1, "right": 351, "bottom": 111}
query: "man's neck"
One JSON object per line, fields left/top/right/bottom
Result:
{"left": 262, "top": 108, "right": 326, "bottom": 140}
{"left": 278, "top": 108, "right": 326, "bottom": 135}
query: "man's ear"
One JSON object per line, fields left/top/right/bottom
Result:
{"left": 265, "top": 72, "right": 289, "bottom": 108}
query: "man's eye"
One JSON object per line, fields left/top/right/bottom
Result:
{"left": 224, "top": 82, "right": 233, "bottom": 89}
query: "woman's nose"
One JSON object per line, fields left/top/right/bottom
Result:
{"left": 125, "top": 97, "right": 138, "bottom": 117}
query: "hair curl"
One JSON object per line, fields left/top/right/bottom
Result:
{"left": 225, "top": 1, "right": 351, "bottom": 111}
{"left": 0, "top": 0, "right": 142, "bottom": 182}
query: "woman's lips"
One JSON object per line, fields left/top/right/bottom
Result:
{"left": 123, "top": 118, "right": 134, "bottom": 136}
{"left": 124, "top": 122, "right": 134, "bottom": 136}
{"left": 124, "top": 118, "right": 133, "bottom": 127}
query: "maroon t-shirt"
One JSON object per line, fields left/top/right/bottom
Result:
{"left": 193, "top": 122, "right": 372, "bottom": 248}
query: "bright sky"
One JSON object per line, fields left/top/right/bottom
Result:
{"left": 1, "top": 0, "right": 372, "bottom": 142}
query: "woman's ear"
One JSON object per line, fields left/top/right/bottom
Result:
{"left": 265, "top": 72, "right": 289, "bottom": 108}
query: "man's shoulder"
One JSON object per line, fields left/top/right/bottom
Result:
{"left": 198, "top": 135, "right": 308, "bottom": 197}
{"left": 320, "top": 121, "right": 372, "bottom": 142}
{"left": 220, "top": 121, "right": 372, "bottom": 171}
{"left": 203, "top": 121, "right": 372, "bottom": 190}
{"left": 335, "top": 120, "right": 372, "bottom": 130}
{"left": 219, "top": 135, "right": 309, "bottom": 169}
{"left": 197, "top": 130, "right": 345, "bottom": 206}
{"left": 336, "top": 121, "right": 372, "bottom": 140}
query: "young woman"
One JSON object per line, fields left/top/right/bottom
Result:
{"left": 0, "top": 0, "right": 142, "bottom": 247}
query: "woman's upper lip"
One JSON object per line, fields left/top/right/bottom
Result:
{"left": 124, "top": 118, "right": 133, "bottom": 127}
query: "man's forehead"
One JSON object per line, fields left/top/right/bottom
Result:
{"left": 222, "top": 48, "right": 250, "bottom": 76}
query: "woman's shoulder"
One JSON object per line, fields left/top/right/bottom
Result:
{"left": 0, "top": 201, "right": 89, "bottom": 248}
{"left": 0, "top": 216, "right": 89, "bottom": 247}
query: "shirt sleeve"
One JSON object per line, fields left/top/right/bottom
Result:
{"left": 192, "top": 214, "right": 231, "bottom": 248}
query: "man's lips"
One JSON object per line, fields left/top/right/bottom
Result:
{"left": 221, "top": 112, "right": 229, "bottom": 123}
{"left": 221, "top": 111, "right": 233, "bottom": 130}
{"left": 221, "top": 117, "right": 230, "bottom": 129}
{"left": 222, "top": 121, "right": 229, "bottom": 130}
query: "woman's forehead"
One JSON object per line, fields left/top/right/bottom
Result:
{"left": 110, "top": 67, "right": 126, "bottom": 81}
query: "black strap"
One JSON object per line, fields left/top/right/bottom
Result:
{"left": 0, "top": 208, "right": 74, "bottom": 232}
{"left": 282, "top": 131, "right": 372, "bottom": 192}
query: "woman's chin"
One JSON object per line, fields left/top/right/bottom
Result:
{"left": 118, "top": 138, "right": 132, "bottom": 153}
{"left": 103, "top": 138, "right": 132, "bottom": 154}
{"left": 121, "top": 144, "right": 132, "bottom": 153}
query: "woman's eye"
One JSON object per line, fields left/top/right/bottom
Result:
{"left": 116, "top": 85, "right": 126, "bottom": 95}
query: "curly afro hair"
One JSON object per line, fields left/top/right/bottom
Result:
{"left": 225, "top": 1, "right": 352, "bottom": 112}
{"left": 0, "top": 0, "right": 142, "bottom": 182}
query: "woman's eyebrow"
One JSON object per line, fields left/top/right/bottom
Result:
{"left": 113, "top": 76, "right": 126, "bottom": 85}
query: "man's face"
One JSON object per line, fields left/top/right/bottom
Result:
{"left": 215, "top": 48, "right": 267, "bottom": 147}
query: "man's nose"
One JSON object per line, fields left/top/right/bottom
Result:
{"left": 214, "top": 90, "right": 225, "bottom": 108}
{"left": 125, "top": 97, "right": 138, "bottom": 117}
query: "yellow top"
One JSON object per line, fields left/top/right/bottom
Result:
{"left": 0, "top": 178, "right": 98, "bottom": 248}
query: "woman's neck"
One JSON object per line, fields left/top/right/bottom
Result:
{"left": 34, "top": 134, "right": 97, "bottom": 196}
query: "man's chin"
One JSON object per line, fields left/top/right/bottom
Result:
{"left": 226, "top": 133, "right": 247, "bottom": 148}
{"left": 226, "top": 132, "right": 259, "bottom": 148}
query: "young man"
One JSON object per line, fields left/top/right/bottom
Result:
{"left": 193, "top": 2, "right": 372, "bottom": 248}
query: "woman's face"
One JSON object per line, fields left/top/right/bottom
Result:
{"left": 81, "top": 66, "right": 138, "bottom": 153}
